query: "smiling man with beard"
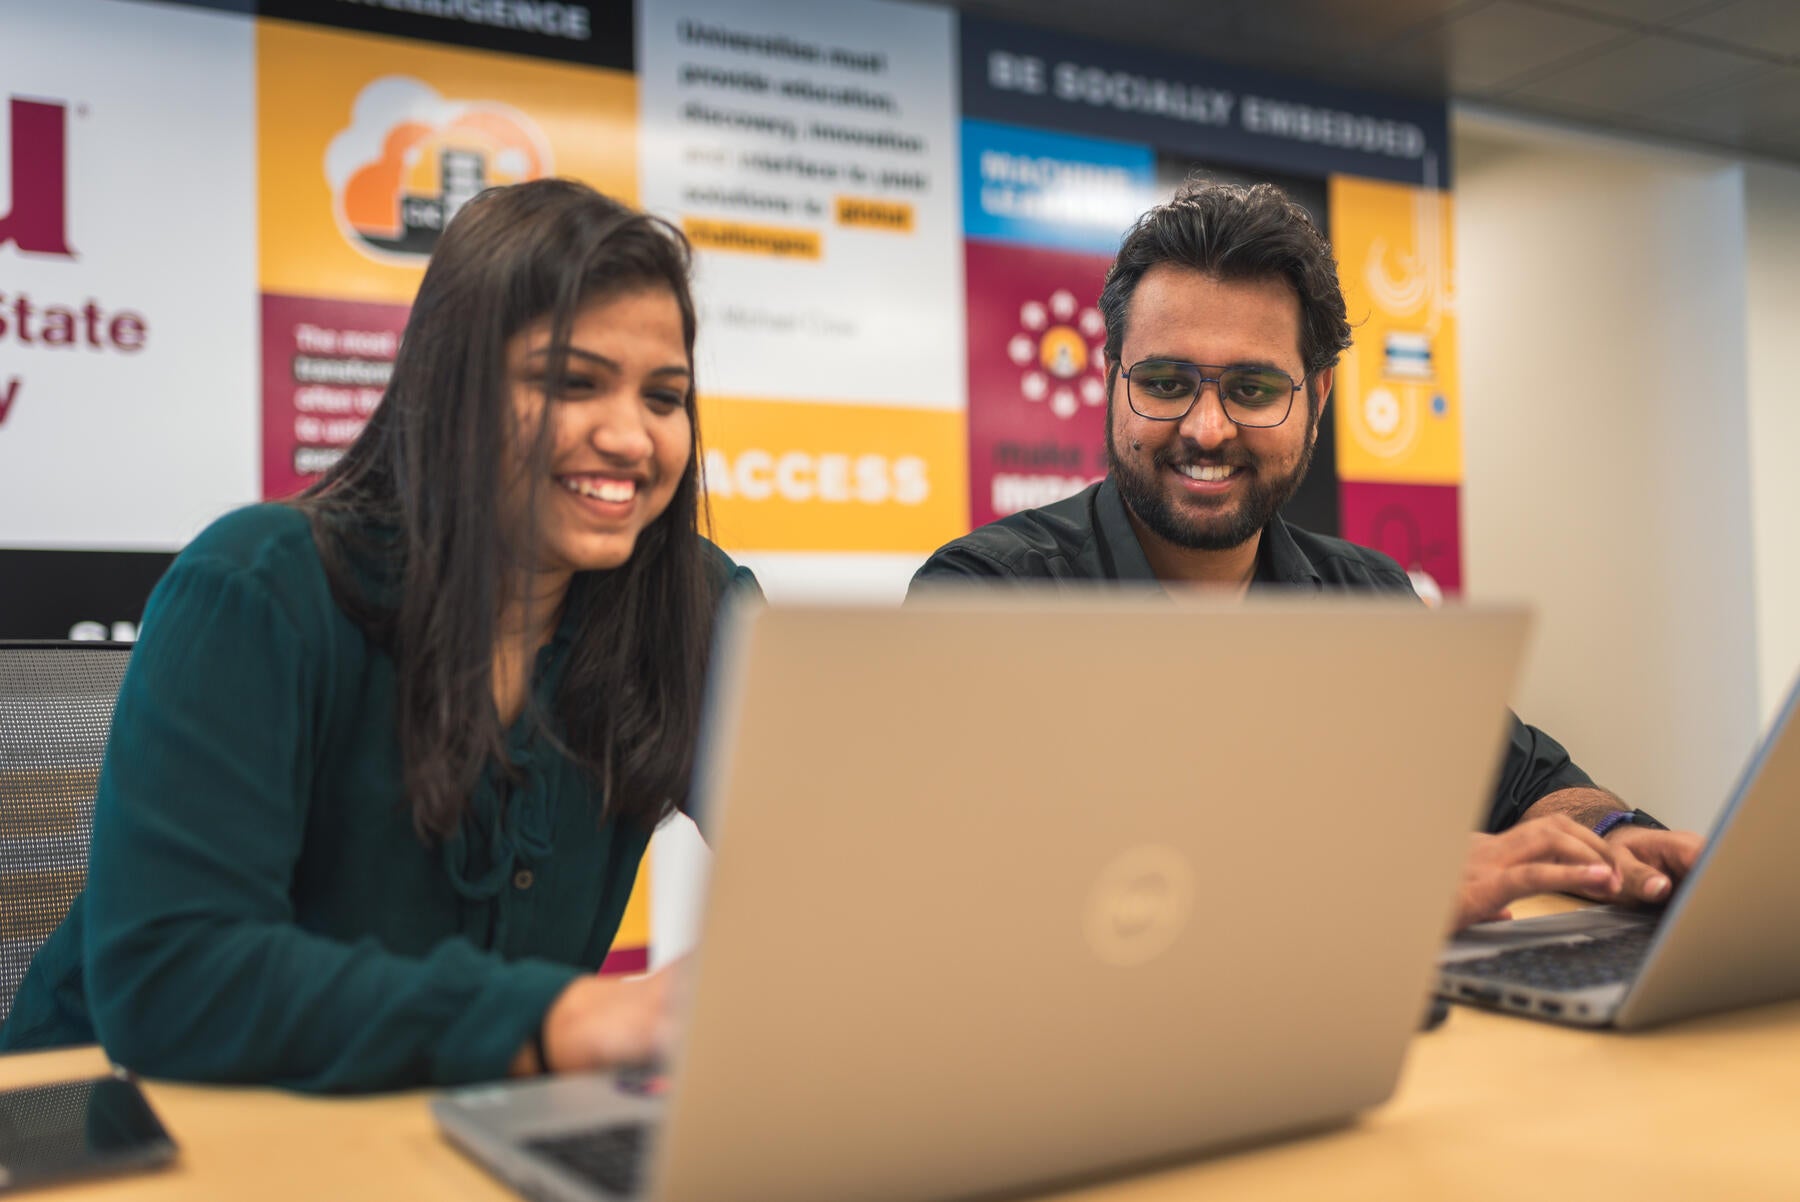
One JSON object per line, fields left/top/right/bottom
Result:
{"left": 911, "top": 180, "right": 1702, "bottom": 928}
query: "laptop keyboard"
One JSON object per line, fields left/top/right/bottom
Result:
{"left": 526, "top": 1123, "right": 649, "bottom": 1197}
{"left": 1451, "top": 925, "right": 1657, "bottom": 991}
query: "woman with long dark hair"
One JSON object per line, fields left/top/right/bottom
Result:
{"left": 0, "top": 179, "right": 755, "bottom": 1091}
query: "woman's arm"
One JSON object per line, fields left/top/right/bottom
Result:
{"left": 82, "top": 543, "right": 579, "bottom": 1092}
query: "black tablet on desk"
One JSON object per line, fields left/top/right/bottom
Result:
{"left": 0, "top": 1072, "right": 176, "bottom": 1192}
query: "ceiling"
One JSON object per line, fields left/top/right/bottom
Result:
{"left": 941, "top": 0, "right": 1800, "bottom": 164}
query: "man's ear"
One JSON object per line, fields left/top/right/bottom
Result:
{"left": 1311, "top": 366, "right": 1334, "bottom": 433}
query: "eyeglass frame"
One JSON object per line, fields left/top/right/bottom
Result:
{"left": 1118, "top": 358, "right": 1309, "bottom": 429}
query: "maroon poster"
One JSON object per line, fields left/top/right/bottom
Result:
{"left": 1338, "top": 480, "right": 1462, "bottom": 599}
{"left": 260, "top": 294, "right": 409, "bottom": 500}
{"left": 964, "top": 239, "right": 1115, "bottom": 528}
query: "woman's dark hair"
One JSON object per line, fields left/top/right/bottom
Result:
{"left": 1097, "top": 180, "right": 1353, "bottom": 407}
{"left": 295, "top": 178, "right": 715, "bottom": 841}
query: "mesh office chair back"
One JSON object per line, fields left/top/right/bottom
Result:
{"left": 0, "top": 642, "right": 131, "bottom": 1023}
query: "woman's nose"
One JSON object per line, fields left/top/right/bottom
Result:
{"left": 587, "top": 400, "right": 654, "bottom": 460}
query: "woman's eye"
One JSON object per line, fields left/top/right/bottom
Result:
{"left": 528, "top": 375, "right": 596, "bottom": 399}
{"left": 645, "top": 391, "right": 685, "bottom": 414}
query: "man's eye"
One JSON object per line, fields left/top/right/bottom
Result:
{"left": 1140, "top": 376, "right": 1191, "bottom": 398}
{"left": 1228, "top": 376, "right": 1285, "bottom": 405}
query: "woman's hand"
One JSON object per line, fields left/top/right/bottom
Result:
{"left": 519, "top": 964, "right": 683, "bottom": 1075}
{"left": 1453, "top": 816, "right": 1623, "bottom": 931}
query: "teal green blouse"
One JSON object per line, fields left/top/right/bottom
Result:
{"left": 0, "top": 504, "right": 755, "bottom": 1092}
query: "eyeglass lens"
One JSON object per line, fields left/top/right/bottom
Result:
{"left": 1127, "top": 361, "right": 1296, "bottom": 426}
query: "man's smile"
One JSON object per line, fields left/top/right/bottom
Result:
{"left": 1172, "top": 462, "right": 1241, "bottom": 484}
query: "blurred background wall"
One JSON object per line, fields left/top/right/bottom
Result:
{"left": 1456, "top": 108, "right": 1760, "bottom": 832}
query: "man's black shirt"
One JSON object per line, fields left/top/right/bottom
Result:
{"left": 909, "top": 478, "right": 1595, "bottom": 831}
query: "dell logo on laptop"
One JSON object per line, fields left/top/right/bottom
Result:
{"left": 1084, "top": 845, "right": 1195, "bottom": 967}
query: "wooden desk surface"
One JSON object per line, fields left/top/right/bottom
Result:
{"left": 6, "top": 907, "right": 1800, "bottom": 1201}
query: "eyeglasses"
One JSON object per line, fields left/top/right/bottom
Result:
{"left": 1122, "top": 360, "right": 1303, "bottom": 428}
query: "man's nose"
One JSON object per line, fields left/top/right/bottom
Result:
{"left": 1176, "top": 382, "right": 1238, "bottom": 448}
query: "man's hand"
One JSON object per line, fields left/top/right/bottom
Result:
{"left": 1454, "top": 816, "right": 1623, "bottom": 931}
{"left": 1517, "top": 787, "right": 1706, "bottom": 907}
{"left": 1589, "top": 825, "right": 1704, "bottom": 905}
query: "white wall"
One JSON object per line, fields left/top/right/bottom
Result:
{"left": 1744, "top": 162, "right": 1800, "bottom": 728}
{"left": 1453, "top": 108, "right": 1762, "bottom": 832}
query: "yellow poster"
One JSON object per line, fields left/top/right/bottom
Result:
{"left": 257, "top": 19, "right": 637, "bottom": 304}
{"left": 258, "top": 20, "right": 651, "bottom": 958}
{"left": 1329, "top": 176, "right": 1462, "bottom": 485}
{"left": 698, "top": 396, "right": 969, "bottom": 553}
{"left": 604, "top": 868, "right": 652, "bottom": 975}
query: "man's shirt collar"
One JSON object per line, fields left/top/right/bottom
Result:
{"left": 1252, "top": 510, "right": 1326, "bottom": 589}
{"left": 1092, "top": 477, "right": 1160, "bottom": 582}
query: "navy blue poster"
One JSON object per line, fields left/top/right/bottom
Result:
{"left": 961, "top": 15, "right": 1451, "bottom": 189}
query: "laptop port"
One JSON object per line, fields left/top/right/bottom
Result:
{"left": 1539, "top": 1000, "right": 1564, "bottom": 1016}
{"left": 1508, "top": 995, "right": 1529, "bottom": 1007}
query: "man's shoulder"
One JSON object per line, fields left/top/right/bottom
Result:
{"left": 1282, "top": 523, "right": 1416, "bottom": 593}
{"left": 912, "top": 486, "right": 1102, "bottom": 584}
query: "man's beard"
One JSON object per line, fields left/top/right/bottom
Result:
{"left": 1105, "top": 412, "right": 1317, "bottom": 552}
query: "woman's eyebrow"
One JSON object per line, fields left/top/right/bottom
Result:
{"left": 522, "top": 348, "right": 690, "bottom": 378}
{"left": 524, "top": 346, "right": 613, "bottom": 368}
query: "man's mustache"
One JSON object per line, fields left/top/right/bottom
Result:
{"left": 1155, "top": 448, "right": 1256, "bottom": 470}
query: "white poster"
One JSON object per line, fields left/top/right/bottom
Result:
{"left": 638, "top": 0, "right": 964, "bottom": 411}
{"left": 0, "top": 0, "right": 257, "bottom": 550}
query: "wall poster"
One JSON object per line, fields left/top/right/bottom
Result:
{"left": 2, "top": 0, "right": 1458, "bottom": 964}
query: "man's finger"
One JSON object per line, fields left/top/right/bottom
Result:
{"left": 1502, "top": 860, "right": 1616, "bottom": 900}
{"left": 1513, "top": 829, "right": 1621, "bottom": 895}
{"left": 1539, "top": 828, "right": 1620, "bottom": 870}
{"left": 1508, "top": 815, "right": 1613, "bottom": 866}
{"left": 1554, "top": 817, "right": 1622, "bottom": 863}
{"left": 1625, "top": 829, "right": 1704, "bottom": 879}
{"left": 1614, "top": 850, "right": 1672, "bottom": 903}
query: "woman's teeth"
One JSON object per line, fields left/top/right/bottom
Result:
{"left": 561, "top": 476, "right": 636, "bottom": 502}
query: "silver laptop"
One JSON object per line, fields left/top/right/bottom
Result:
{"left": 435, "top": 597, "right": 1531, "bottom": 1202}
{"left": 1437, "top": 673, "right": 1800, "bottom": 1028}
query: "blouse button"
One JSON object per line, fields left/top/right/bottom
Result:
{"left": 513, "top": 869, "right": 535, "bottom": 891}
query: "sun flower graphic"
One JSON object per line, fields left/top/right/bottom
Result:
{"left": 1006, "top": 289, "right": 1107, "bottom": 420}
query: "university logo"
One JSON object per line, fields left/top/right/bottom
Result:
{"left": 0, "top": 96, "right": 75, "bottom": 258}
{"left": 325, "top": 77, "right": 552, "bottom": 262}
{"left": 1004, "top": 287, "right": 1106, "bottom": 420}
